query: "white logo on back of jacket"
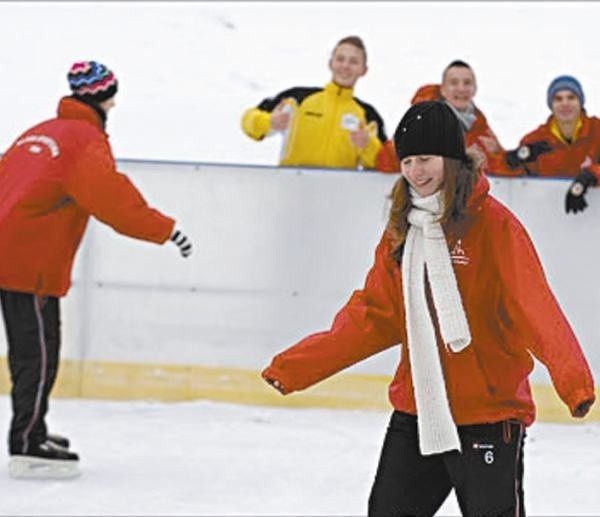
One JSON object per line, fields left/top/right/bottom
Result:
{"left": 450, "top": 239, "right": 470, "bottom": 265}
{"left": 16, "top": 135, "right": 60, "bottom": 158}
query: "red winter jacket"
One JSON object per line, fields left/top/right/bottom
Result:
{"left": 0, "top": 97, "right": 175, "bottom": 297}
{"left": 509, "top": 114, "right": 600, "bottom": 182}
{"left": 376, "top": 84, "right": 509, "bottom": 175}
{"left": 262, "top": 175, "right": 595, "bottom": 426}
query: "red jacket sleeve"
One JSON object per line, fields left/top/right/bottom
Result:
{"left": 497, "top": 215, "right": 595, "bottom": 415}
{"left": 586, "top": 163, "right": 600, "bottom": 184}
{"left": 262, "top": 232, "right": 404, "bottom": 393}
{"left": 375, "top": 140, "right": 401, "bottom": 173}
{"left": 65, "top": 138, "right": 175, "bottom": 243}
{"left": 483, "top": 148, "right": 522, "bottom": 177}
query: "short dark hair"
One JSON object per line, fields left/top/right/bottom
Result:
{"left": 442, "top": 59, "right": 473, "bottom": 82}
{"left": 333, "top": 35, "right": 367, "bottom": 64}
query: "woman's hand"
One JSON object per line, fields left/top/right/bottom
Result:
{"left": 262, "top": 371, "right": 286, "bottom": 394}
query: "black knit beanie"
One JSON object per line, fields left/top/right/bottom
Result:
{"left": 393, "top": 101, "right": 467, "bottom": 162}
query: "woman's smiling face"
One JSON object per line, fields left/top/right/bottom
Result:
{"left": 401, "top": 155, "right": 445, "bottom": 197}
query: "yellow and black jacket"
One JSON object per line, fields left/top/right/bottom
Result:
{"left": 241, "top": 82, "right": 387, "bottom": 170}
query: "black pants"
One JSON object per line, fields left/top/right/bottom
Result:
{"left": 0, "top": 289, "right": 61, "bottom": 455}
{"left": 369, "top": 411, "right": 525, "bottom": 517}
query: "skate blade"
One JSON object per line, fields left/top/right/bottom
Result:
{"left": 8, "top": 456, "right": 80, "bottom": 479}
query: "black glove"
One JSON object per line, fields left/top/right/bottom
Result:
{"left": 565, "top": 169, "right": 598, "bottom": 214}
{"left": 505, "top": 141, "right": 553, "bottom": 169}
{"left": 170, "top": 229, "right": 192, "bottom": 257}
{"left": 573, "top": 399, "right": 594, "bottom": 418}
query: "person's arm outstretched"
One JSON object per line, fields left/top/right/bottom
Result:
{"left": 65, "top": 137, "right": 177, "bottom": 245}
{"left": 263, "top": 231, "right": 404, "bottom": 394}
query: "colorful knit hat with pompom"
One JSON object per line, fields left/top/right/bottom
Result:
{"left": 67, "top": 61, "right": 118, "bottom": 103}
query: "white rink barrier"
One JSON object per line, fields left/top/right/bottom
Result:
{"left": 0, "top": 161, "right": 598, "bottom": 416}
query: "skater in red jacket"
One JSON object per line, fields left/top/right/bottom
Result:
{"left": 263, "top": 101, "right": 595, "bottom": 516}
{"left": 0, "top": 61, "right": 193, "bottom": 479}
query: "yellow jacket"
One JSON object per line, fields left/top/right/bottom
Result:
{"left": 241, "top": 82, "right": 386, "bottom": 170}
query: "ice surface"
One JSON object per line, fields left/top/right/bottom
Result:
{"left": 0, "top": 396, "right": 598, "bottom": 516}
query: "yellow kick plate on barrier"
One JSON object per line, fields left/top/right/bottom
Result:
{"left": 0, "top": 357, "right": 597, "bottom": 423}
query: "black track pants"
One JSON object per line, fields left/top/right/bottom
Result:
{"left": 369, "top": 411, "right": 525, "bottom": 517}
{"left": 0, "top": 289, "right": 61, "bottom": 455}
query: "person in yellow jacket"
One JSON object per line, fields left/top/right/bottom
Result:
{"left": 241, "top": 36, "right": 387, "bottom": 170}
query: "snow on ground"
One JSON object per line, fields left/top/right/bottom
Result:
{"left": 0, "top": 395, "right": 598, "bottom": 516}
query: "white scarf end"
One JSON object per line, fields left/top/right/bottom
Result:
{"left": 419, "top": 437, "right": 462, "bottom": 456}
{"left": 447, "top": 336, "right": 471, "bottom": 353}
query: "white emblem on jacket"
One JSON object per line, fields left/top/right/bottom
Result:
{"left": 450, "top": 239, "right": 470, "bottom": 265}
{"left": 16, "top": 135, "right": 60, "bottom": 158}
{"left": 340, "top": 113, "right": 360, "bottom": 131}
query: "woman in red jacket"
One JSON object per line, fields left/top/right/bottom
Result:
{"left": 0, "top": 61, "right": 193, "bottom": 479}
{"left": 262, "top": 101, "right": 595, "bottom": 516}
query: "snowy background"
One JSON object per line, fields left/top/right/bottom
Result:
{"left": 1, "top": 2, "right": 600, "bottom": 515}
{"left": 2, "top": 2, "right": 600, "bottom": 166}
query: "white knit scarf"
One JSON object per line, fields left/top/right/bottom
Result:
{"left": 401, "top": 189, "right": 471, "bottom": 455}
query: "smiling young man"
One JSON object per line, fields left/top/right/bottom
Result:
{"left": 503, "top": 75, "right": 600, "bottom": 213}
{"left": 241, "top": 35, "right": 387, "bottom": 170}
{"left": 376, "top": 60, "right": 507, "bottom": 175}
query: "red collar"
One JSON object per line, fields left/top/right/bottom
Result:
{"left": 466, "top": 173, "right": 490, "bottom": 212}
{"left": 56, "top": 96, "right": 104, "bottom": 130}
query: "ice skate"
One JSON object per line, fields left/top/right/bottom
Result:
{"left": 8, "top": 440, "right": 80, "bottom": 479}
{"left": 46, "top": 433, "right": 70, "bottom": 450}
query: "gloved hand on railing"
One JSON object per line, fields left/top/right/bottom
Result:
{"left": 565, "top": 169, "right": 598, "bottom": 214}
{"left": 505, "top": 141, "right": 553, "bottom": 170}
{"left": 170, "top": 228, "right": 193, "bottom": 258}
